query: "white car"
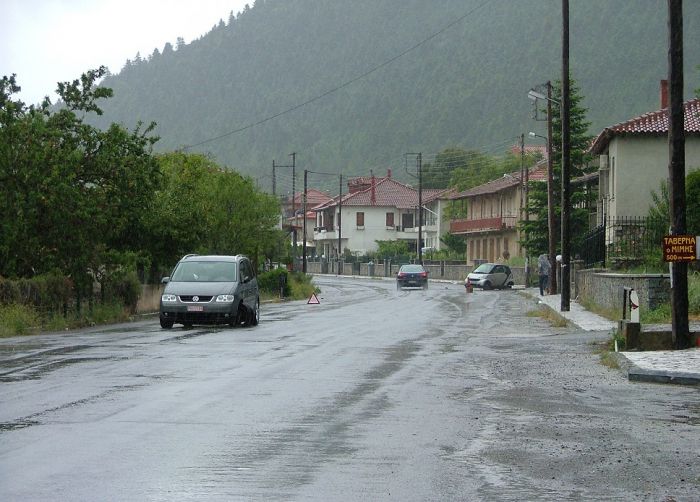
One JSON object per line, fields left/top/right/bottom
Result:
{"left": 466, "top": 263, "right": 514, "bottom": 290}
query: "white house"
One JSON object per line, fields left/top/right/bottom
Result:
{"left": 589, "top": 84, "right": 700, "bottom": 222}
{"left": 313, "top": 174, "right": 452, "bottom": 257}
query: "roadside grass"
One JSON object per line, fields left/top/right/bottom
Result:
{"left": 578, "top": 298, "right": 618, "bottom": 321}
{"left": 0, "top": 302, "right": 132, "bottom": 338}
{"left": 0, "top": 304, "right": 40, "bottom": 337}
{"left": 260, "top": 272, "right": 318, "bottom": 302}
{"left": 526, "top": 304, "right": 568, "bottom": 327}
{"left": 290, "top": 273, "right": 318, "bottom": 299}
{"left": 592, "top": 329, "right": 625, "bottom": 370}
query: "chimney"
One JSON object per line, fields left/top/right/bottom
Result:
{"left": 660, "top": 79, "right": 669, "bottom": 109}
{"left": 370, "top": 173, "right": 376, "bottom": 205}
{"left": 387, "top": 168, "right": 392, "bottom": 178}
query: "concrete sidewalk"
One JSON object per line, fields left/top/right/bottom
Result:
{"left": 523, "top": 288, "right": 700, "bottom": 386}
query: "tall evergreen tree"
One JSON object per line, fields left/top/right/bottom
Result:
{"left": 521, "top": 77, "right": 593, "bottom": 257}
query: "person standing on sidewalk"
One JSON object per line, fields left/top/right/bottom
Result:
{"left": 537, "top": 254, "right": 551, "bottom": 296}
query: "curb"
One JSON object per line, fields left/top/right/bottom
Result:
{"left": 626, "top": 367, "right": 700, "bottom": 386}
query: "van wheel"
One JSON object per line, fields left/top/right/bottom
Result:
{"left": 160, "top": 317, "right": 174, "bottom": 329}
{"left": 251, "top": 299, "right": 260, "bottom": 326}
{"left": 236, "top": 303, "right": 246, "bottom": 327}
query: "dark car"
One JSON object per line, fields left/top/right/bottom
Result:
{"left": 465, "top": 263, "right": 514, "bottom": 290}
{"left": 396, "top": 264, "right": 429, "bottom": 289}
{"left": 159, "top": 254, "right": 259, "bottom": 328}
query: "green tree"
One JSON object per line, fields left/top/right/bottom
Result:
{"left": 375, "top": 240, "right": 409, "bottom": 258}
{"left": 0, "top": 67, "right": 161, "bottom": 312}
{"left": 440, "top": 232, "right": 466, "bottom": 256}
{"left": 521, "top": 77, "right": 593, "bottom": 257}
{"left": 145, "top": 152, "right": 281, "bottom": 274}
{"left": 648, "top": 169, "right": 700, "bottom": 244}
{"left": 686, "top": 169, "right": 700, "bottom": 237}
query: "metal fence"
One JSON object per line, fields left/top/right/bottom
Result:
{"left": 578, "top": 216, "right": 667, "bottom": 268}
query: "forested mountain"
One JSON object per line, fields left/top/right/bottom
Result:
{"left": 90, "top": 0, "right": 700, "bottom": 188}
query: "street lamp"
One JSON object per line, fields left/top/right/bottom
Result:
{"left": 528, "top": 89, "right": 547, "bottom": 102}
{"left": 527, "top": 82, "right": 558, "bottom": 296}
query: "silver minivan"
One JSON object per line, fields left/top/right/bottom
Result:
{"left": 159, "top": 254, "right": 259, "bottom": 328}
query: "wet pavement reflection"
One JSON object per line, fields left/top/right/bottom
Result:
{"left": 1, "top": 277, "right": 699, "bottom": 501}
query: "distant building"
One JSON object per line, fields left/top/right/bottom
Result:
{"left": 449, "top": 161, "right": 548, "bottom": 265}
{"left": 589, "top": 81, "right": 700, "bottom": 222}
{"left": 313, "top": 172, "right": 453, "bottom": 257}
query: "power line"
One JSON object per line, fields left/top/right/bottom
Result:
{"left": 182, "top": 0, "right": 491, "bottom": 150}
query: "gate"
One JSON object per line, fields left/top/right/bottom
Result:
{"left": 578, "top": 223, "right": 605, "bottom": 267}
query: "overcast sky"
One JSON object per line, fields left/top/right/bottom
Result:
{"left": 1, "top": 0, "right": 251, "bottom": 105}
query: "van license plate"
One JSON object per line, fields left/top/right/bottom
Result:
{"left": 187, "top": 306, "right": 204, "bottom": 312}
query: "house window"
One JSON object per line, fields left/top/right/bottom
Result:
{"left": 386, "top": 212, "right": 394, "bottom": 227}
{"left": 356, "top": 211, "right": 364, "bottom": 228}
{"left": 402, "top": 213, "right": 414, "bottom": 229}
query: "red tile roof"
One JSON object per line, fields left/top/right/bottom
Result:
{"left": 291, "top": 188, "right": 333, "bottom": 207}
{"left": 313, "top": 177, "right": 455, "bottom": 211}
{"left": 450, "top": 160, "right": 548, "bottom": 199}
{"left": 589, "top": 98, "right": 700, "bottom": 154}
{"left": 423, "top": 187, "right": 457, "bottom": 204}
{"left": 341, "top": 177, "right": 418, "bottom": 209}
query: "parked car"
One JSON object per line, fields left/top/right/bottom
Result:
{"left": 465, "top": 263, "right": 514, "bottom": 290}
{"left": 159, "top": 254, "right": 259, "bottom": 328}
{"left": 396, "top": 264, "right": 429, "bottom": 289}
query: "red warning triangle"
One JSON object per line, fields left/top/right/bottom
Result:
{"left": 307, "top": 293, "right": 320, "bottom": 304}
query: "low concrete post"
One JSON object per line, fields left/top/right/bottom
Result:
{"left": 620, "top": 287, "right": 641, "bottom": 349}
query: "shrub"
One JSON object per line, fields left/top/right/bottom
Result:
{"left": 104, "top": 271, "right": 142, "bottom": 313}
{"left": 641, "top": 304, "right": 671, "bottom": 324}
{"left": 0, "top": 278, "right": 21, "bottom": 304}
{"left": 258, "top": 268, "right": 290, "bottom": 297}
{"left": 689, "top": 272, "right": 700, "bottom": 316}
{"left": 0, "top": 304, "right": 40, "bottom": 337}
{"left": 289, "top": 271, "right": 317, "bottom": 299}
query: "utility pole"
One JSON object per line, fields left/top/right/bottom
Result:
{"left": 418, "top": 153, "right": 423, "bottom": 265}
{"left": 404, "top": 153, "right": 423, "bottom": 262}
{"left": 546, "top": 81, "right": 557, "bottom": 295}
{"left": 291, "top": 152, "right": 296, "bottom": 265}
{"left": 273, "top": 153, "right": 297, "bottom": 268}
{"left": 272, "top": 160, "right": 276, "bottom": 196}
{"left": 338, "top": 174, "right": 343, "bottom": 270}
{"left": 303, "top": 169, "right": 308, "bottom": 273}
{"left": 668, "top": 0, "right": 690, "bottom": 349}
{"left": 560, "top": 0, "right": 571, "bottom": 312}
{"left": 521, "top": 134, "right": 530, "bottom": 286}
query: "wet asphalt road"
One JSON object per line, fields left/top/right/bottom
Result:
{"left": 0, "top": 276, "right": 699, "bottom": 501}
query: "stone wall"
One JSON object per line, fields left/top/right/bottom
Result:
{"left": 137, "top": 284, "right": 163, "bottom": 314}
{"left": 575, "top": 269, "right": 670, "bottom": 313}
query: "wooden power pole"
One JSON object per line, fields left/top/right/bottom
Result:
{"left": 668, "top": 0, "right": 690, "bottom": 349}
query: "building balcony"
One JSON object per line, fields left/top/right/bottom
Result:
{"left": 449, "top": 216, "right": 517, "bottom": 234}
{"left": 314, "top": 227, "right": 337, "bottom": 240}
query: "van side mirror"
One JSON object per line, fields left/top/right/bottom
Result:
{"left": 161, "top": 277, "right": 170, "bottom": 284}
